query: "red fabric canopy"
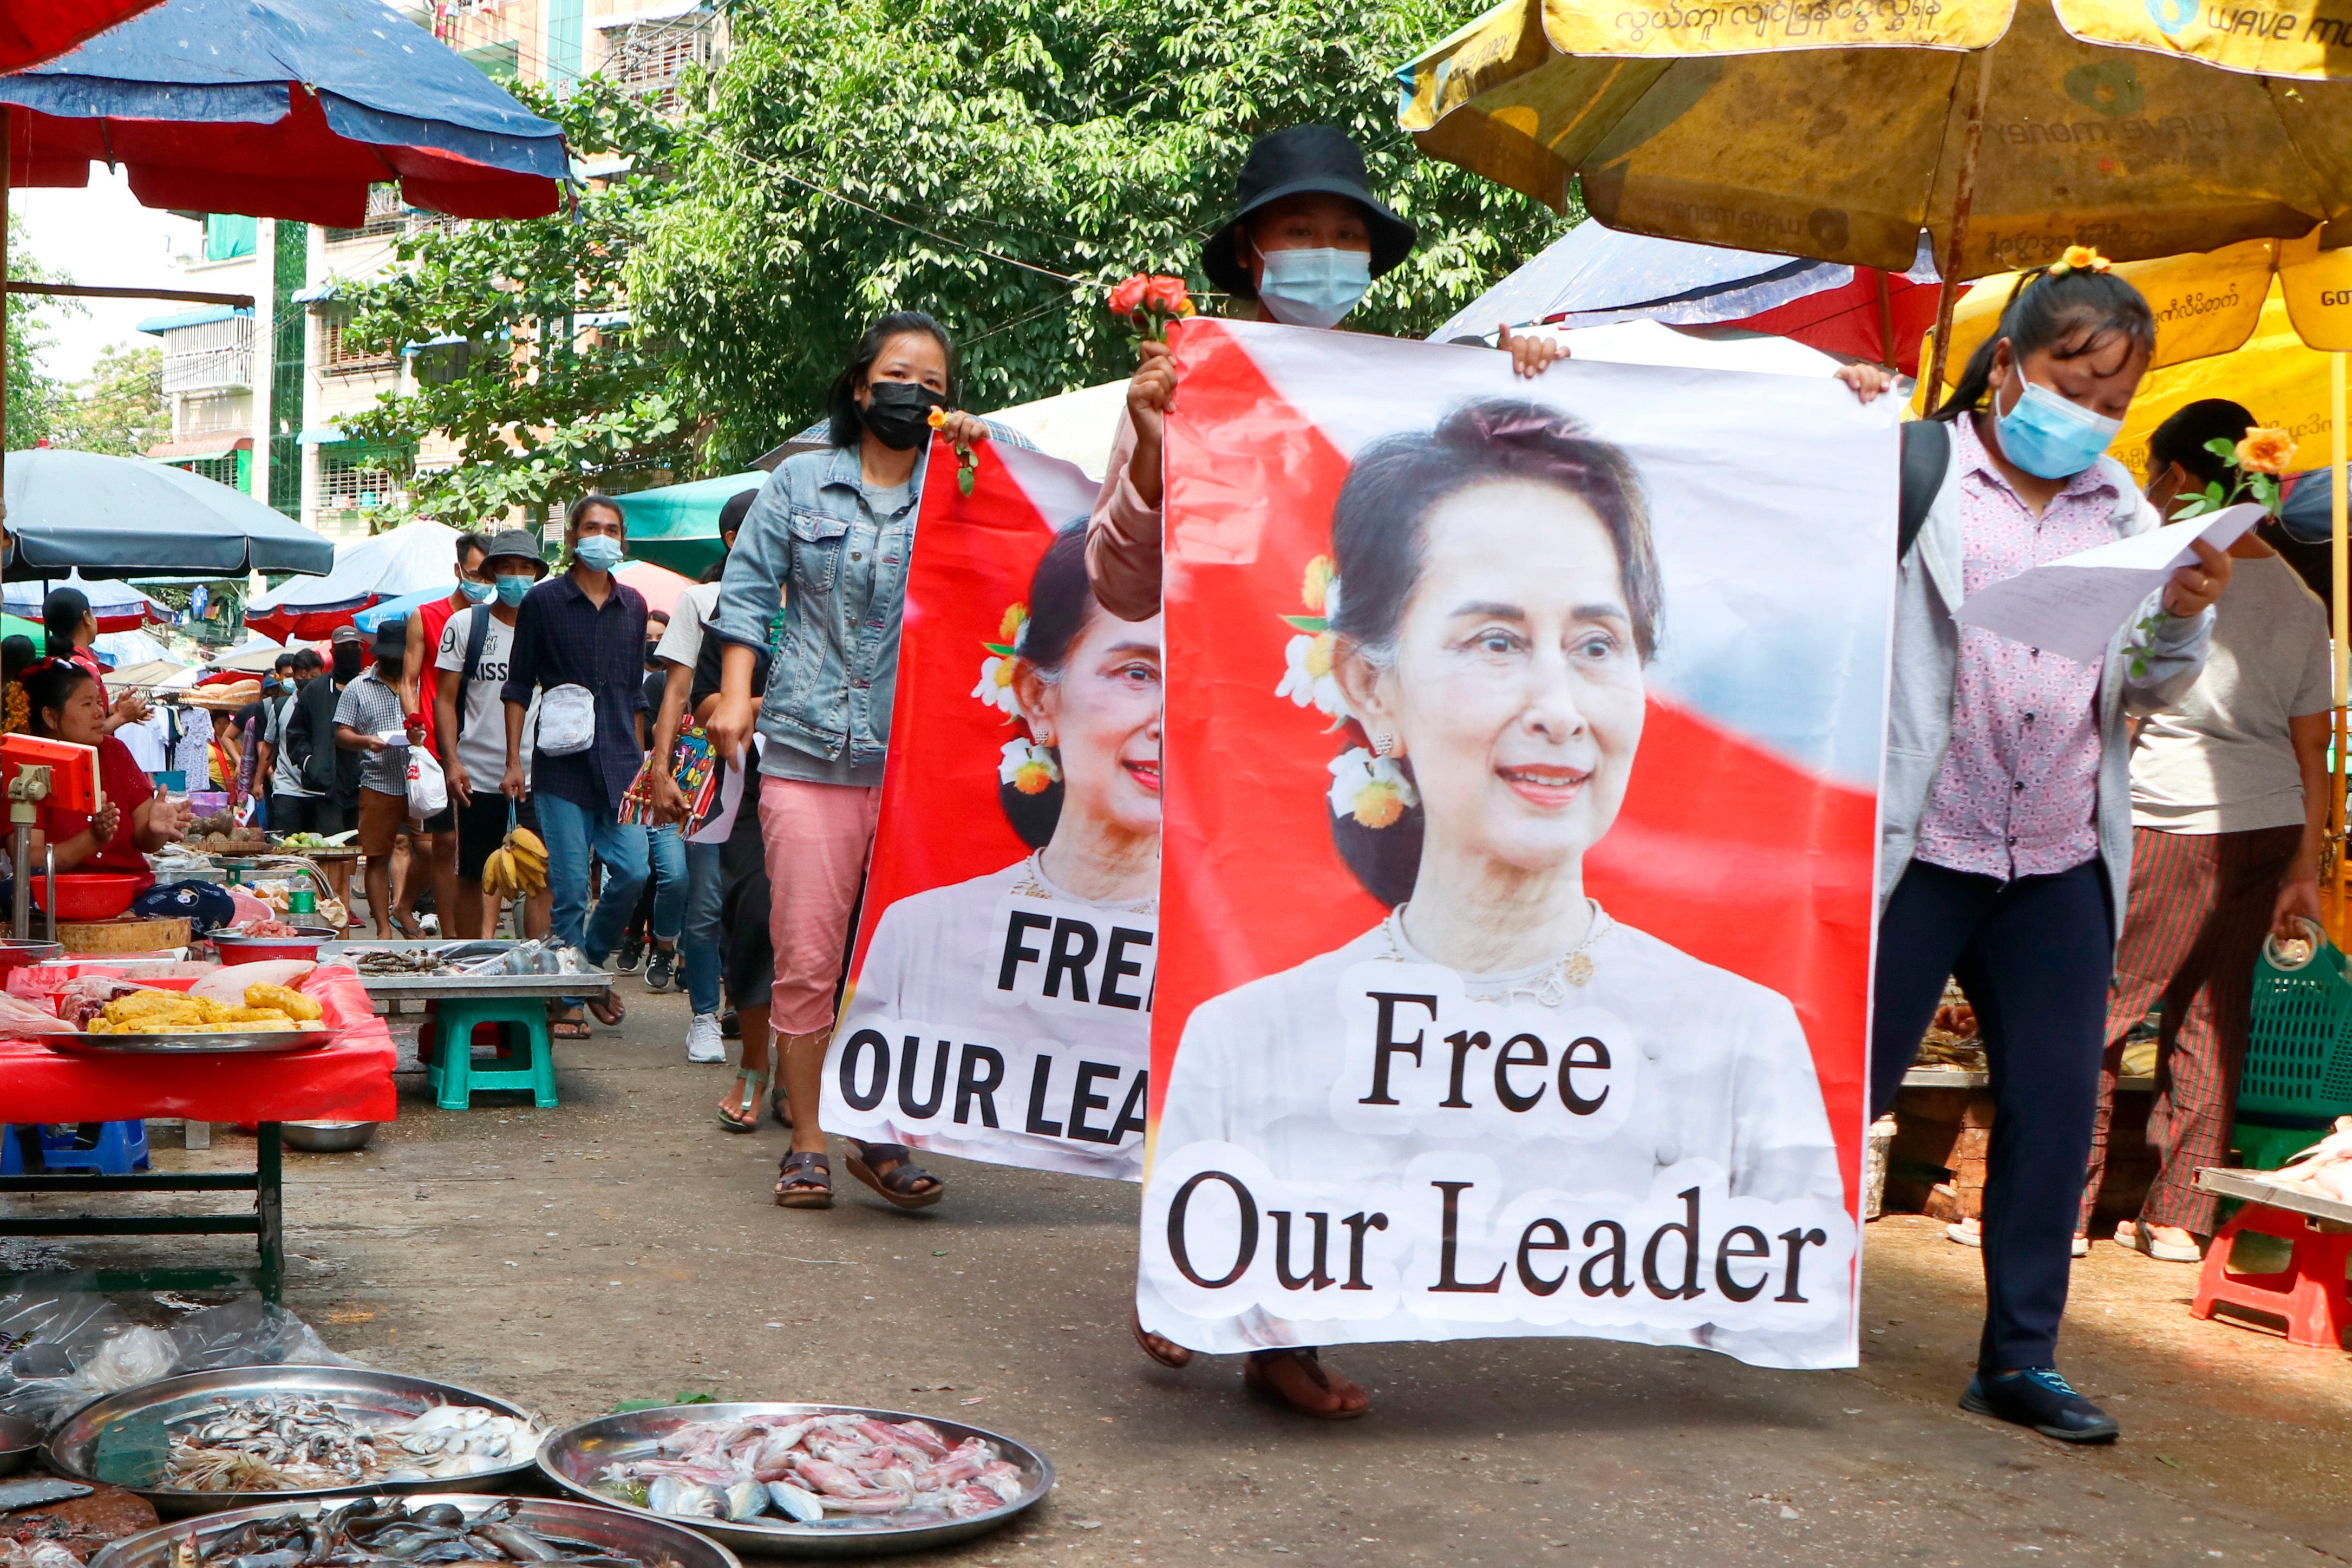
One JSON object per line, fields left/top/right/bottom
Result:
{"left": 1729, "top": 270, "right": 1946, "bottom": 378}
{"left": 0, "top": 0, "right": 166, "bottom": 74}
{"left": 244, "top": 600, "right": 380, "bottom": 643}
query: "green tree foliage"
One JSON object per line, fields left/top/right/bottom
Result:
{"left": 50, "top": 344, "right": 168, "bottom": 457}
{"left": 631, "top": 0, "right": 1573, "bottom": 469}
{"left": 5, "top": 214, "right": 69, "bottom": 449}
{"left": 337, "top": 80, "right": 696, "bottom": 527}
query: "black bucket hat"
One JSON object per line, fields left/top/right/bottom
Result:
{"left": 1200, "top": 125, "right": 1417, "bottom": 300}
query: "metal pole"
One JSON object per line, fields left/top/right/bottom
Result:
{"left": 1924, "top": 48, "right": 1995, "bottom": 406}
{"left": 3, "top": 106, "right": 12, "bottom": 548}
{"left": 2331, "top": 351, "right": 2348, "bottom": 942}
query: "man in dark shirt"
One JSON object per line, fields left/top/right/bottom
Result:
{"left": 502, "top": 493, "right": 651, "bottom": 1030}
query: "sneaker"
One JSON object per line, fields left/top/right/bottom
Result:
{"left": 1960, "top": 1368, "right": 2119, "bottom": 1443}
{"left": 684, "top": 1012, "right": 726, "bottom": 1063}
{"left": 645, "top": 947, "right": 676, "bottom": 993}
{"left": 615, "top": 936, "right": 643, "bottom": 974}
{"left": 720, "top": 1009, "right": 741, "bottom": 1040}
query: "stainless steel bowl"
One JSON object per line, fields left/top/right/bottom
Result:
{"left": 536, "top": 1402, "right": 1053, "bottom": 1558}
{"left": 282, "top": 1121, "right": 378, "bottom": 1153}
{"left": 0, "top": 1411, "right": 40, "bottom": 1477}
{"left": 88, "top": 1493, "right": 742, "bottom": 1568}
{"left": 43, "top": 1366, "right": 541, "bottom": 1516}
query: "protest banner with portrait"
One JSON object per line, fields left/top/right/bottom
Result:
{"left": 1139, "top": 318, "right": 1894, "bottom": 1369}
{"left": 823, "top": 437, "right": 1160, "bottom": 1182}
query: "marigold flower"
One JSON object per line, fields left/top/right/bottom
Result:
{"left": 999, "top": 603, "right": 1029, "bottom": 643}
{"left": 1301, "top": 555, "right": 1335, "bottom": 615}
{"left": 2236, "top": 427, "right": 2297, "bottom": 474}
{"left": 1351, "top": 780, "right": 1407, "bottom": 829}
{"left": 927, "top": 408, "right": 948, "bottom": 430}
{"left": 2056, "top": 244, "right": 2112, "bottom": 275}
{"left": 1303, "top": 631, "right": 1335, "bottom": 680}
{"left": 1012, "top": 760, "right": 1056, "bottom": 795}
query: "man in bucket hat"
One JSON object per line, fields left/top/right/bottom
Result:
{"left": 1086, "top": 125, "right": 1567, "bottom": 1420}
{"left": 1086, "top": 123, "right": 1565, "bottom": 623}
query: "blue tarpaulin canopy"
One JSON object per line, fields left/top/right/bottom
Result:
{"left": 4, "top": 449, "right": 334, "bottom": 580}
{"left": 0, "top": 0, "right": 567, "bottom": 225}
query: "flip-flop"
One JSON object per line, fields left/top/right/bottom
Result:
{"left": 775, "top": 1150, "right": 832, "bottom": 1209}
{"left": 1131, "top": 1308, "right": 1192, "bottom": 1370}
{"left": 720, "top": 1068, "right": 769, "bottom": 1133}
{"left": 1244, "top": 1348, "right": 1369, "bottom": 1420}
{"left": 586, "top": 994, "right": 626, "bottom": 1028}
{"left": 845, "top": 1142, "right": 945, "bottom": 1210}
{"left": 551, "top": 1016, "right": 591, "bottom": 1040}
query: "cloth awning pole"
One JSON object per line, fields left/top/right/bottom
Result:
{"left": 2332, "top": 351, "right": 2348, "bottom": 943}
{"left": 1924, "top": 48, "right": 1995, "bottom": 401}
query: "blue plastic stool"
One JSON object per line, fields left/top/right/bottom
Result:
{"left": 2, "top": 1120, "right": 151, "bottom": 1174}
{"left": 422, "top": 998, "right": 558, "bottom": 1110}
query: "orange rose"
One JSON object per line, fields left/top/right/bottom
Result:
{"left": 1107, "top": 273, "right": 1151, "bottom": 320}
{"left": 2236, "top": 427, "right": 2297, "bottom": 474}
{"left": 1142, "top": 275, "right": 1192, "bottom": 316}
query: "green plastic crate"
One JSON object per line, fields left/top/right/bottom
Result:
{"left": 2243, "top": 927, "right": 2352, "bottom": 1164}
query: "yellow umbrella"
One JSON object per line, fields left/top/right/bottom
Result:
{"left": 1400, "top": 0, "right": 2352, "bottom": 382}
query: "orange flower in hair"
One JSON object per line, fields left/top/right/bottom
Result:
{"left": 2236, "top": 427, "right": 2297, "bottom": 475}
{"left": 2054, "top": 245, "right": 2112, "bottom": 276}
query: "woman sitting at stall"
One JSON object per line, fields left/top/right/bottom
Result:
{"left": 15, "top": 658, "right": 190, "bottom": 887}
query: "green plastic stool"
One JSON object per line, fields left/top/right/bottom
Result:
{"left": 423, "top": 998, "right": 558, "bottom": 1110}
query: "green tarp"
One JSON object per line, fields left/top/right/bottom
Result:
{"left": 614, "top": 472, "right": 765, "bottom": 579}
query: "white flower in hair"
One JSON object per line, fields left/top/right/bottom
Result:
{"left": 972, "top": 654, "right": 1021, "bottom": 716}
{"left": 1275, "top": 554, "right": 1349, "bottom": 721}
{"left": 1327, "top": 747, "right": 1416, "bottom": 829}
{"left": 999, "top": 737, "right": 1061, "bottom": 795}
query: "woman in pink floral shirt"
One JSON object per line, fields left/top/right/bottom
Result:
{"left": 1849, "top": 260, "right": 2228, "bottom": 1446}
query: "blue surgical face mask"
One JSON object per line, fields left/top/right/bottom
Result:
{"left": 458, "top": 577, "right": 495, "bottom": 604}
{"left": 1254, "top": 245, "right": 1372, "bottom": 329}
{"left": 572, "top": 534, "right": 624, "bottom": 573}
{"left": 1993, "top": 377, "right": 2122, "bottom": 480}
{"left": 494, "top": 573, "right": 534, "bottom": 607}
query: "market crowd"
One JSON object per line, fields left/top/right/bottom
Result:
{"left": 11, "top": 122, "right": 2322, "bottom": 1448}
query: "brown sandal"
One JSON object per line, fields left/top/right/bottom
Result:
{"left": 845, "top": 1142, "right": 945, "bottom": 1210}
{"left": 775, "top": 1151, "right": 832, "bottom": 1208}
{"left": 1131, "top": 1307, "right": 1193, "bottom": 1370}
{"left": 1244, "top": 1349, "right": 1369, "bottom": 1420}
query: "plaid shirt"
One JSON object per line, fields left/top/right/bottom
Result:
{"left": 502, "top": 569, "right": 649, "bottom": 812}
{"left": 333, "top": 668, "right": 408, "bottom": 796}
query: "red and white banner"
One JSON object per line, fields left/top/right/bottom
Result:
{"left": 1137, "top": 319, "right": 1893, "bottom": 1369}
{"left": 825, "top": 439, "right": 1159, "bottom": 1181}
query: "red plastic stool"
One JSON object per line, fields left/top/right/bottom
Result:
{"left": 2190, "top": 1201, "right": 2352, "bottom": 1348}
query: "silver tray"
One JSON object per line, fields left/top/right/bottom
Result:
{"left": 89, "top": 1493, "right": 742, "bottom": 1568}
{"left": 537, "top": 1403, "right": 1054, "bottom": 1559}
{"left": 45, "top": 1366, "right": 541, "bottom": 1516}
{"left": 40, "top": 1028, "right": 336, "bottom": 1056}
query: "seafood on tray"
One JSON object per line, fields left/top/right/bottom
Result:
{"left": 162, "top": 1395, "right": 541, "bottom": 1492}
{"left": 2272, "top": 1115, "right": 2352, "bottom": 1203}
{"left": 161, "top": 1497, "right": 681, "bottom": 1568}
{"left": 597, "top": 1413, "right": 1027, "bottom": 1524}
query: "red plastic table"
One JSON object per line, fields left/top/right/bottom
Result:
{"left": 0, "top": 968, "right": 395, "bottom": 1301}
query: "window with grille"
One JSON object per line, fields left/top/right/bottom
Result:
{"left": 324, "top": 186, "right": 407, "bottom": 245}
{"left": 178, "top": 455, "right": 241, "bottom": 488}
{"left": 318, "top": 448, "right": 398, "bottom": 512}
{"left": 603, "top": 11, "right": 711, "bottom": 113}
{"left": 321, "top": 317, "right": 396, "bottom": 376}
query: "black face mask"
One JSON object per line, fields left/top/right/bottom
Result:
{"left": 862, "top": 381, "right": 948, "bottom": 452}
{"left": 333, "top": 645, "right": 363, "bottom": 681}
{"left": 645, "top": 644, "right": 663, "bottom": 670}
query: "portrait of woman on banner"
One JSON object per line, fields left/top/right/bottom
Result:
{"left": 834, "top": 525, "right": 1161, "bottom": 1180}
{"left": 1146, "top": 399, "right": 1847, "bottom": 1361}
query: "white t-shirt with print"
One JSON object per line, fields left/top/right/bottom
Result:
{"left": 435, "top": 607, "right": 539, "bottom": 788}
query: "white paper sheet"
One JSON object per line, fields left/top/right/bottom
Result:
{"left": 1952, "top": 503, "right": 2263, "bottom": 662}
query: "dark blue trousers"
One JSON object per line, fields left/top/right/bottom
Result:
{"left": 1871, "top": 858, "right": 2114, "bottom": 1374}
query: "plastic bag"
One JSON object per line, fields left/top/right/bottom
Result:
{"left": 0, "top": 1291, "right": 356, "bottom": 1434}
{"left": 77, "top": 1326, "right": 174, "bottom": 1394}
{"left": 169, "top": 1298, "right": 356, "bottom": 1374}
{"left": 538, "top": 684, "right": 596, "bottom": 755}
{"left": 407, "top": 746, "right": 448, "bottom": 818}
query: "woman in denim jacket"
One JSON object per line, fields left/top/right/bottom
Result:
{"left": 708, "top": 311, "right": 1002, "bottom": 1212}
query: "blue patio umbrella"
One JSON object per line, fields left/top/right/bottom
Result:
{"left": 0, "top": 0, "right": 568, "bottom": 225}
{"left": 4, "top": 449, "right": 334, "bottom": 579}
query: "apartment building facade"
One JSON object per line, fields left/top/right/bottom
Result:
{"left": 139, "top": 0, "right": 716, "bottom": 539}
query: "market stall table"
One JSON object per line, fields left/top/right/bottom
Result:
{"left": 2192, "top": 1166, "right": 2352, "bottom": 1349}
{"left": 0, "top": 969, "right": 394, "bottom": 1303}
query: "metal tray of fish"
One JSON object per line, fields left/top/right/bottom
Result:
{"left": 40, "top": 1028, "right": 337, "bottom": 1056}
{"left": 536, "top": 1403, "right": 1054, "bottom": 1558}
{"left": 44, "top": 1366, "right": 543, "bottom": 1516}
{"left": 88, "top": 1493, "right": 742, "bottom": 1568}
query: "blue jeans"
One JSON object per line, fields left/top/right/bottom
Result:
{"left": 647, "top": 823, "right": 688, "bottom": 946}
{"left": 682, "top": 837, "right": 725, "bottom": 1016}
{"left": 534, "top": 791, "right": 650, "bottom": 966}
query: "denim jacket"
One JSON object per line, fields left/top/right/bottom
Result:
{"left": 713, "top": 444, "right": 926, "bottom": 772}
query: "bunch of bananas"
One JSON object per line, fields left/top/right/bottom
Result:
{"left": 482, "top": 826, "right": 550, "bottom": 900}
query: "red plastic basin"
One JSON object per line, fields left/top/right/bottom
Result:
{"left": 30, "top": 874, "right": 142, "bottom": 922}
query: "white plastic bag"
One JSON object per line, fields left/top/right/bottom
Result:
{"left": 538, "top": 684, "right": 596, "bottom": 756}
{"left": 407, "top": 746, "right": 448, "bottom": 818}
